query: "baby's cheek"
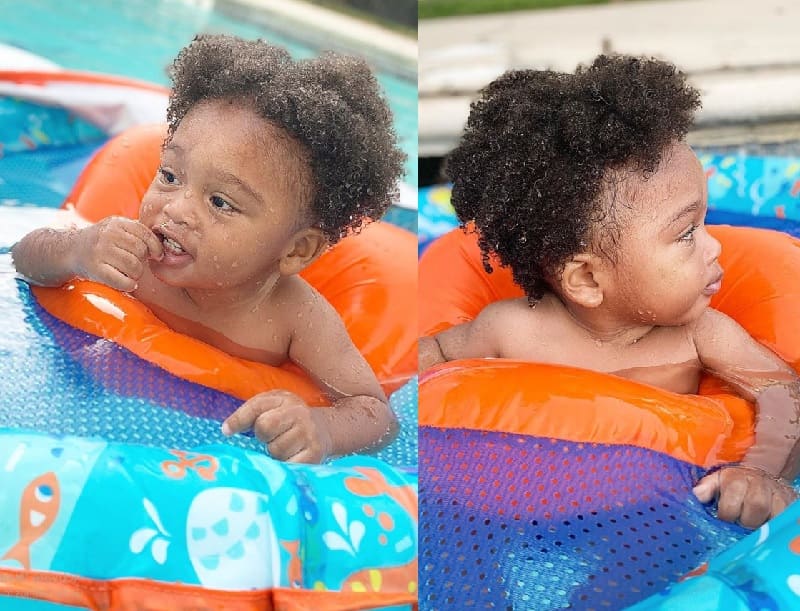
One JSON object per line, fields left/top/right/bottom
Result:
{"left": 138, "top": 189, "right": 166, "bottom": 220}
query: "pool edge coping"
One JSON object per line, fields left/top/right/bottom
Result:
{"left": 217, "top": 0, "right": 417, "bottom": 81}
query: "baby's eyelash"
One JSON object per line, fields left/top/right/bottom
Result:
{"left": 679, "top": 224, "right": 698, "bottom": 242}
{"left": 210, "top": 195, "right": 236, "bottom": 213}
{"left": 159, "top": 168, "right": 177, "bottom": 184}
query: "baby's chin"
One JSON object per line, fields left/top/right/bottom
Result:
{"left": 146, "top": 260, "right": 193, "bottom": 288}
{"left": 660, "top": 299, "right": 712, "bottom": 327}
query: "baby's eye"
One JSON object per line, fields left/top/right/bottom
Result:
{"left": 159, "top": 168, "right": 178, "bottom": 185}
{"left": 210, "top": 195, "right": 236, "bottom": 212}
{"left": 679, "top": 224, "right": 698, "bottom": 242}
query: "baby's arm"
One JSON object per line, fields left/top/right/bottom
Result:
{"left": 692, "top": 308, "right": 800, "bottom": 528}
{"left": 12, "top": 218, "right": 163, "bottom": 291}
{"left": 223, "top": 290, "right": 395, "bottom": 463}
{"left": 418, "top": 303, "right": 506, "bottom": 372}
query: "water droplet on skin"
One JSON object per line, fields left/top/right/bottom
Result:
{"left": 266, "top": 318, "right": 273, "bottom": 324}
{"left": 297, "top": 312, "right": 303, "bottom": 318}
{"left": 231, "top": 261, "right": 239, "bottom": 268}
{"left": 595, "top": 339, "right": 603, "bottom": 348}
{"left": 213, "top": 256, "right": 218, "bottom": 262}
{"left": 216, "top": 281, "right": 223, "bottom": 287}
{"left": 184, "top": 190, "right": 192, "bottom": 199}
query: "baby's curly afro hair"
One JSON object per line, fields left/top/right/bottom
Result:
{"left": 446, "top": 54, "right": 701, "bottom": 301}
{"left": 166, "top": 34, "right": 405, "bottom": 243}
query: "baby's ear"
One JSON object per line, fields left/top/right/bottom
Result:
{"left": 559, "top": 253, "right": 605, "bottom": 308}
{"left": 279, "top": 228, "right": 328, "bottom": 275}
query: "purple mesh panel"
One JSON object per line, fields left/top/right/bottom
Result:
{"left": 419, "top": 427, "right": 747, "bottom": 610}
{"left": 34, "top": 296, "right": 240, "bottom": 420}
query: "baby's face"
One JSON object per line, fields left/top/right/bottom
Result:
{"left": 601, "top": 141, "right": 723, "bottom": 326}
{"left": 138, "top": 100, "right": 310, "bottom": 292}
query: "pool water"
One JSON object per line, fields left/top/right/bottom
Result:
{"left": 0, "top": 0, "right": 418, "bottom": 188}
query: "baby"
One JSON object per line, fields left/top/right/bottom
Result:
{"left": 13, "top": 35, "right": 406, "bottom": 464}
{"left": 419, "top": 55, "right": 800, "bottom": 528}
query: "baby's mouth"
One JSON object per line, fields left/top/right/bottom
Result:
{"left": 154, "top": 226, "right": 188, "bottom": 256}
{"left": 162, "top": 235, "right": 185, "bottom": 254}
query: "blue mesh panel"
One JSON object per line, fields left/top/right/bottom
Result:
{"left": 419, "top": 428, "right": 748, "bottom": 610}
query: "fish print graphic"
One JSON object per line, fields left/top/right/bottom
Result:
{"left": 2, "top": 471, "right": 60, "bottom": 569}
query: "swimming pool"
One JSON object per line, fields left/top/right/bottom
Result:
{"left": 0, "top": 175, "right": 419, "bottom": 610}
{"left": 0, "top": 0, "right": 418, "bottom": 189}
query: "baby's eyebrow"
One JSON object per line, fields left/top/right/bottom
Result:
{"left": 216, "top": 170, "right": 264, "bottom": 206}
{"left": 162, "top": 143, "right": 184, "bottom": 160}
{"left": 666, "top": 201, "right": 701, "bottom": 226}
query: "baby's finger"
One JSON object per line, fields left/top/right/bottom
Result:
{"left": 108, "top": 247, "right": 145, "bottom": 279}
{"left": 738, "top": 476, "right": 771, "bottom": 529}
{"left": 254, "top": 410, "right": 293, "bottom": 445}
{"left": 265, "top": 426, "right": 305, "bottom": 461}
{"left": 285, "top": 448, "right": 319, "bottom": 464}
{"left": 716, "top": 472, "right": 748, "bottom": 524}
{"left": 222, "top": 393, "right": 286, "bottom": 436}
{"left": 95, "top": 263, "right": 138, "bottom": 292}
{"left": 772, "top": 486, "right": 796, "bottom": 520}
{"left": 126, "top": 221, "right": 163, "bottom": 261}
{"left": 692, "top": 472, "right": 720, "bottom": 503}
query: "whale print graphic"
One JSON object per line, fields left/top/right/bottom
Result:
{"left": 2, "top": 471, "right": 60, "bottom": 569}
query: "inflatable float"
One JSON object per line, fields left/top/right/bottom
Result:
{"left": 0, "top": 68, "right": 169, "bottom": 209}
{"left": 418, "top": 222, "right": 800, "bottom": 609}
{"left": 0, "top": 116, "right": 419, "bottom": 608}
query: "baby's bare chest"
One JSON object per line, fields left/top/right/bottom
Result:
{"left": 504, "top": 324, "right": 702, "bottom": 394}
{"left": 133, "top": 278, "right": 291, "bottom": 366}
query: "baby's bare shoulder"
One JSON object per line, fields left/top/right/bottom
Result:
{"left": 688, "top": 307, "right": 741, "bottom": 346}
{"left": 472, "top": 296, "right": 561, "bottom": 356}
{"left": 479, "top": 296, "right": 548, "bottom": 323}
{"left": 269, "top": 276, "right": 340, "bottom": 331}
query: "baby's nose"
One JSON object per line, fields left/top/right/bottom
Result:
{"left": 164, "top": 190, "right": 198, "bottom": 226}
{"left": 707, "top": 231, "right": 722, "bottom": 262}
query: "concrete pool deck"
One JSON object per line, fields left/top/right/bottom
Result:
{"left": 219, "top": 0, "right": 417, "bottom": 80}
{"left": 419, "top": 0, "right": 800, "bottom": 156}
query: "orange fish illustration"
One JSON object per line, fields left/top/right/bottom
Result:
{"left": 345, "top": 467, "right": 418, "bottom": 521}
{"left": 281, "top": 539, "right": 303, "bottom": 587}
{"left": 1, "top": 472, "right": 61, "bottom": 570}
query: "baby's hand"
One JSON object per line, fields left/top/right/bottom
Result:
{"left": 74, "top": 217, "right": 163, "bottom": 292}
{"left": 693, "top": 465, "right": 798, "bottom": 529}
{"left": 222, "top": 390, "right": 333, "bottom": 464}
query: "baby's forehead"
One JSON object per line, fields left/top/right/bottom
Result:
{"left": 183, "top": 101, "right": 312, "bottom": 175}
{"left": 600, "top": 144, "right": 704, "bottom": 219}
{"left": 167, "top": 101, "right": 315, "bottom": 213}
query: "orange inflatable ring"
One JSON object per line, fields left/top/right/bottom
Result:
{"left": 419, "top": 224, "right": 800, "bottom": 467}
{"left": 35, "top": 124, "right": 417, "bottom": 405}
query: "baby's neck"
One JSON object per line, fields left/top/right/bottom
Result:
{"left": 560, "top": 299, "right": 654, "bottom": 347}
{"left": 179, "top": 273, "right": 282, "bottom": 316}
